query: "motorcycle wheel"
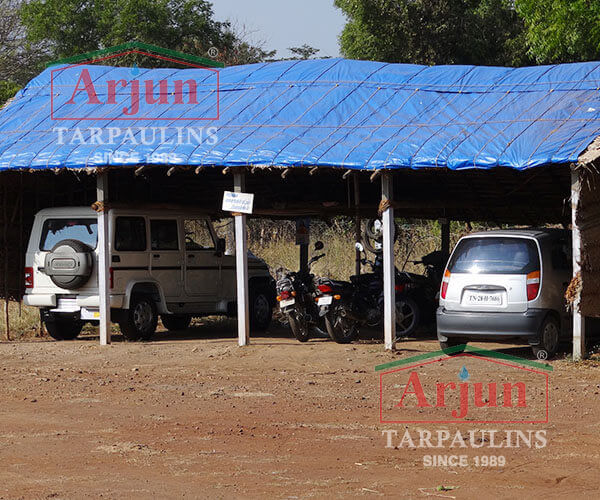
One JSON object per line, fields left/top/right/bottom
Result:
{"left": 325, "top": 312, "right": 359, "bottom": 344}
{"left": 288, "top": 312, "right": 310, "bottom": 342}
{"left": 395, "top": 296, "right": 420, "bottom": 339}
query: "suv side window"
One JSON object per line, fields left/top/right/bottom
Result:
{"left": 115, "top": 217, "right": 146, "bottom": 251}
{"left": 184, "top": 219, "right": 215, "bottom": 250}
{"left": 150, "top": 220, "right": 179, "bottom": 250}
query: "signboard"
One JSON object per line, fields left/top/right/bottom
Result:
{"left": 295, "top": 218, "right": 310, "bottom": 245}
{"left": 222, "top": 191, "right": 254, "bottom": 214}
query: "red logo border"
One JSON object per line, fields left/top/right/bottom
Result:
{"left": 50, "top": 49, "right": 220, "bottom": 121}
{"left": 379, "top": 353, "right": 550, "bottom": 424}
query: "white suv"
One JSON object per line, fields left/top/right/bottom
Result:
{"left": 24, "top": 207, "right": 275, "bottom": 341}
{"left": 437, "top": 229, "right": 571, "bottom": 359}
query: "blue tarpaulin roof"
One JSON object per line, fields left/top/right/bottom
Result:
{"left": 0, "top": 58, "right": 600, "bottom": 171}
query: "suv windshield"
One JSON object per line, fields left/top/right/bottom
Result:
{"left": 448, "top": 237, "right": 540, "bottom": 275}
{"left": 40, "top": 218, "right": 98, "bottom": 251}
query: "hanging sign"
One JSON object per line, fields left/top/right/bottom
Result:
{"left": 222, "top": 191, "right": 254, "bottom": 214}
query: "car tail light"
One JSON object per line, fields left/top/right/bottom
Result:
{"left": 440, "top": 269, "right": 451, "bottom": 299}
{"left": 24, "top": 267, "right": 33, "bottom": 288}
{"left": 318, "top": 284, "right": 332, "bottom": 293}
{"left": 109, "top": 267, "right": 114, "bottom": 289}
{"left": 526, "top": 270, "right": 540, "bottom": 301}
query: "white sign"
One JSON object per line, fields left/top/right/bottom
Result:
{"left": 222, "top": 191, "right": 254, "bottom": 214}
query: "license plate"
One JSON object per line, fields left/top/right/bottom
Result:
{"left": 280, "top": 298, "right": 295, "bottom": 308}
{"left": 318, "top": 296, "right": 333, "bottom": 306}
{"left": 81, "top": 307, "right": 100, "bottom": 320}
{"left": 464, "top": 292, "right": 502, "bottom": 306}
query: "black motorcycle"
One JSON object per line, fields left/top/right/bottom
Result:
{"left": 276, "top": 241, "right": 327, "bottom": 342}
{"left": 317, "top": 243, "right": 439, "bottom": 344}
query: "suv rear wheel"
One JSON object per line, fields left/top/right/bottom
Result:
{"left": 250, "top": 284, "right": 273, "bottom": 332}
{"left": 532, "top": 315, "right": 560, "bottom": 360}
{"left": 44, "top": 318, "right": 83, "bottom": 340}
{"left": 119, "top": 295, "right": 158, "bottom": 341}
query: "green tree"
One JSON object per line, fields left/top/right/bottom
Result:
{"left": 20, "top": 0, "right": 274, "bottom": 66}
{"left": 288, "top": 44, "right": 320, "bottom": 59}
{"left": 334, "top": 0, "right": 529, "bottom": 66}
{"left": 516, "top": 0, "right": 600, "bottom": 64}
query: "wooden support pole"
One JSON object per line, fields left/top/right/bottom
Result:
{"left": 571, "top": 167, "right": 585, "bottom": 360}
{"left": 97, "top": 172, "right": 111, "bottom": 346}
{"left": 234, "top": 170, "right": 250, "bottom": 346}
{"left": 381, "top": 172, "right": 396, "bottom": 350}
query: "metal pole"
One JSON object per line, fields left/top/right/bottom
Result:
{"left": 234, "top": 170, "right": 250, "bottom": 346}
{"left": 97, "top": 172, "right": 111, "bottom": 345}
{"left": 571, "top": 167, "right": 585, "bottom": 360}
{"left": 381, "top": 172, "right": 396, "bottom": 350}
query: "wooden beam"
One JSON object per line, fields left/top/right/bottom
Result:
{"left": 234, "top": 171, "right": 250, "bottom": 346}
{"left": 96, "top": 172, "right": 111, "bottom": 345}
{"left": 571, "top": 167, "right": 585, "bottom": 360}
{"left": 381, "top": 172, "right": 396, "bottom": 350}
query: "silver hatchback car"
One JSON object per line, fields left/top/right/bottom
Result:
{"left": 437, "top": 228, "right": 571, "bottom": 359}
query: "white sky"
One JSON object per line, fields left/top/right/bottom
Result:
{"left": 211, "top": 0, "right": 346, "bottom": 58}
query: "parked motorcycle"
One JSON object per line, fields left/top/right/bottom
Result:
{"left": 317, "top": 243, "right": 439, "bottom": 344}
{"left": 276, "top": 241, "right": 327, "bottom": 342}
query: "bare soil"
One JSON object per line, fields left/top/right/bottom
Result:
{"left": 1, "top": 321, "right": 599, "bottom": 499}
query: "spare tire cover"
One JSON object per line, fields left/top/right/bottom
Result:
{"left": 44, "top": 239, "right": 94, "bottom": 290}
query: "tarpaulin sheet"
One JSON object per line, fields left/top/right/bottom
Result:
{"left": 1, "top": 58, "right": 600, "bottom": 171}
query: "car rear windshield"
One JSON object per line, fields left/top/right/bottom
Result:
{"left": 40, "top": 218, "right": 98, "bottom": 251}
{"left": 448, "top": 237, "right": 540, "bottom": 275}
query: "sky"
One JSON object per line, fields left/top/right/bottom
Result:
{"left": 211, "top": 0, "right": 346, "bottom": 59}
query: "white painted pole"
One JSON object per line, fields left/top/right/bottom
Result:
{"left": 381, "top": 172, "right": 396, "bottom": 350}
{"left": 96, "top": 172, "right": 111, "bottom": 346}
{"left": 571, "top": 167, "right": 585, "bottom": 360}
{"left": 234, "top": 170, "right": 250, "bottom": 346}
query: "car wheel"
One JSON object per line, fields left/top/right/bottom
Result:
{"left": 250, "top": 284, "right": 273, "bottom": 331}
{"left": 44, "top": 319, "right": 83, "bottom": 340}
{"left": 395, "top": 297, "right": 420, "bottom": 339}
{"left": 439, "top": 338, "right": 467, "bottom": 354}
{"left": 161, "top": 314, "right": 191, "bottom": 331}
{"left": 119, "top": 295, "right": 158, "bottom": 341}
{"left": 532, "top": 315, "right": 560, "bottom": 360}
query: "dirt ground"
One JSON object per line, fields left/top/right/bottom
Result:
{"left": 1, "top": 320, "right": 599, "bottom": 499}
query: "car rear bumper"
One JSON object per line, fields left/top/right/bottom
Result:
{"left": 436, "top": 307, "right": 548, "bottom": 344}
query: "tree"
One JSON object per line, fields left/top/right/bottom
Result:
{"left": 0, "top": 0, "right": 48, "bottom": 105}
{"left": 516, "top": 0, "right": 600, "bottom": 64}
{"left": 20, "top": 0, "right": 274, "bottom": 66}
{"left": 334, "top": 0, "right": 530, "bottom": 66}
{"left": 288, "top": 44, "right": 320, "bottom": 59}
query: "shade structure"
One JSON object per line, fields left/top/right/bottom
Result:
{"left": 0, "top": 58, "right": 599, "bottom": 171}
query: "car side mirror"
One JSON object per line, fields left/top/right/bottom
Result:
{"left": 314, "top": 241, "right": 324, "bottom": 251}
{"left": 215, "top": 238, "right": 226, "bottom": 256}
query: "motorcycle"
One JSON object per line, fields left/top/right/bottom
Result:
{"left": 276, "top": 241, "right": 328, "bottom": 342}
{"left": 317, "top": 243, "right": 440, "bottom": 344}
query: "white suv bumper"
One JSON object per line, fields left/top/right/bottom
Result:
{"left": 24, "top": 293, "right": 124, "bottom": 309}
